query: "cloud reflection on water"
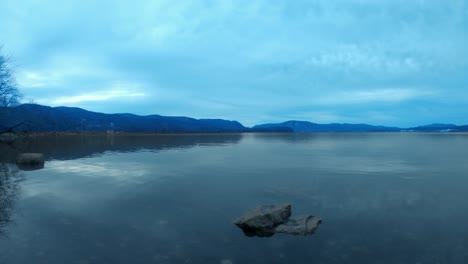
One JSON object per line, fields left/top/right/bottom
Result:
{"left": 48, "top": 160, "right": 149, "bottom": 179}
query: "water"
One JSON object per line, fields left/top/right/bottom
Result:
{"left": 1, "top": 133, "right": 468, "bottom": 263}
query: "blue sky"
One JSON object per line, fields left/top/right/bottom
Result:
{"left": 1, "top": 0, "right": 467, "bottom": 127}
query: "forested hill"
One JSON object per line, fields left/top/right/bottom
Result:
{"left": 0, "top": 104, "right": 248, "bottom": 133}
{"left": 1, "top": 104, "right": 467, "bottom": 133}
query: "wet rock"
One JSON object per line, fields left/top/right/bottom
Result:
{"left": 16, "top": 153, "right": 45, "bottom": 171}
{"left": 233, "top": 204, "right": 291, "bottom": 237}
{"left": 234, "top": 204, "right": 321, "bottom": 237}
{"left": 274, "top": 215, "right": 322, "bottom": 235}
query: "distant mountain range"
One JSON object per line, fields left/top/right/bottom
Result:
{"left": 253, "top": 121, "right": 468, "bottom": 132}
{"left": 1, "top": 104, "right": 467, "bottom": 133}
{"left": 253, "top": 121, "right": 401, "bottom": 132}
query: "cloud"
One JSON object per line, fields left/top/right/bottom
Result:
{"left": 305, "top": 45, "right": 427, "bottom": 73}
{"left": 17, "top": 70, "right": 61, "bottom": 88}
{"left": 16, "top": 53, "right": 111, "bottom": 90}
{"left": 285, "top": 111, "right": 356, "bottom": 124}
{"left": 52, "top": 90, "right": 145, "bottom": 104}
{"left": 33, "top": 82, "right": 147, "bottom": 106}
{"left": 314, "top": 88, "right": 436, "bottom": 105}
{"left": 1, "top": 0, "right": 468, "bottom": 126}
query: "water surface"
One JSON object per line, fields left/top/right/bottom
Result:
{"left": 1, "top": 133, "right": 468, "bottom": 263}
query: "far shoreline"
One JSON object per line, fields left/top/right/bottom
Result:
{"left": 9, "top": 131, "right": 468, "bottom": 137}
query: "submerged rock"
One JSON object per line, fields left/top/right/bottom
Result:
{"left": 274, "top": 215, "right": 322, "bottom": 235}
{"left": 233, "top": 204, "right": 291, "bottom": 237}
{"left": 234, "top": 204, "right": 321, "bottom": 237}
{"left": 220, "top": 259, "right": 233, "bottom": 264}
{"left": 16, "top": 153, "right": 45, "bottom": 171}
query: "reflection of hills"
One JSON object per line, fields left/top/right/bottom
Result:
{"left": 251, "top": 132, "right": 377, "bottom": 143}
{"left": 0, "top": 134, "right": 243, "bottom": 162}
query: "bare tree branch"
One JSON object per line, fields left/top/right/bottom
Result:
{"left": 0, "top": 122, "right": 27, "bottom": 134}
{"left": 0, "top": 47, "right": 21, "bottom": 108}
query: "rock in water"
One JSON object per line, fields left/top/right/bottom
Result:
{"left": 233, "top": 204, "right": 291, "bottom": 237}
{"left": 234, "top": 204, "right": 322, "bottom": 237}
{"left": 16, "top": 153, "right": 45, "bottom": 171}
{"left": 274, "top": 215, "right": 322, "bottom": 235}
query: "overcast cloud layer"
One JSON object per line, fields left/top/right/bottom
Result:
{"left": 1, "top": 0, "right": 467, "bottom": 126}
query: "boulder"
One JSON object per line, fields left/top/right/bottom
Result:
{"left": 233, "top": 204, "right": 291, "bottom": 237}
{"left": 16, "top": 153, "right": 45, "bottom": 171}
{"left": 234, "top": 204, "right": 321, "bottom": 237}
{"left": 274, "top": 215, "right": 322, "bottom": 235}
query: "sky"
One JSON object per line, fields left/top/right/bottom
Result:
{"left": 1, "top": 0, "right": 468, "bottom": 127}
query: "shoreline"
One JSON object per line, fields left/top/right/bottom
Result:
{"left": 7, "top": 131, "right": 468, "bottom": 137}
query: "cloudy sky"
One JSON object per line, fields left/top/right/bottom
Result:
{"left": 1, "top": 0, "right": 467, "bottom": 127}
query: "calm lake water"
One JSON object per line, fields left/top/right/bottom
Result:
{"left": 1, "top": 133, "right": 468, "bottom": 264}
